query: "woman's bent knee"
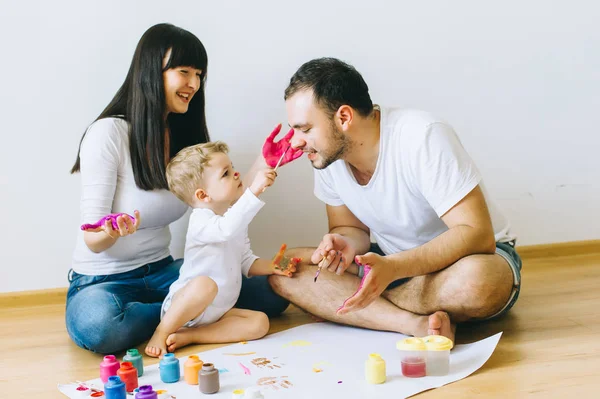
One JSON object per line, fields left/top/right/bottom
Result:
{"left": 66, "top": 286, "right": 145, "bottom": 353}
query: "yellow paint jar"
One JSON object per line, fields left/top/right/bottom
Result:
{"left": 365, "top": 353, "right": 386, "bottom": 384}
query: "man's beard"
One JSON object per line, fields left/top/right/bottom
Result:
{"left": 312, "top": 125, "right": 351, "bottom": 170}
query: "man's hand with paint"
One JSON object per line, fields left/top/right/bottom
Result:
{"left": 311, "top": 233, "right": 357, "bottom": 276}
{"left": 337, "top": 252, "right": 397, "bottom": 314}
{"left": 262, "top": 124, "right": 303, "bottom": 168}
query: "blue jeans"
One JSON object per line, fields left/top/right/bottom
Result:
{"left": 65, "top": 256, "right": 289, "bottom": 354}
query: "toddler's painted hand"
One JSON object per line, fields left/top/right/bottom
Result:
{"left": 250, "top": 168, "right": 277, "bottom": 196}
{"left": 271, "top": 243, "right": 301, "bottom": 277}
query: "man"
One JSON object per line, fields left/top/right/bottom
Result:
{"left": 269, "top": 58, "right": 522, "bottom": 341}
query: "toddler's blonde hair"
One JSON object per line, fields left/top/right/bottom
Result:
{"left": 166, "top": 141, "right": 230, "bottom": 205}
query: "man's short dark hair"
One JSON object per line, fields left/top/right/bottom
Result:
{"left": 284, "top": 57, "right": 373, "bottom": 118}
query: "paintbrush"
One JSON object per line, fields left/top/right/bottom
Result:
{"left": 314, "top": 254, "right": 327, "bottom": 282}
{"left": 274, "top": 145, "right": 290, "bottom": 172}
{"left": 262, "top": 146, "right": 290, "bottom": 193}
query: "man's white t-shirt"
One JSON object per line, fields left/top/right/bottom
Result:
{"left": 314, "top": 107, "right": 514, "bottom": 256}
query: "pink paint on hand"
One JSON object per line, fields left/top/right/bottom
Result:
{"left": 238, "top": 362, "right": 251, "bottom": 375}
{"left": 262, "top": 125, "right": 303, "bottom": 168}
{"left": 337, "top": 260, "right": 371, "bottom": 313}
{"left": 81, "top": 213, "right": 136, "bottom": 231}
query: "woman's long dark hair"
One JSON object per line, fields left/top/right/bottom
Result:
{"left": 70, "top": 23, "right": 210, "bottom": 191}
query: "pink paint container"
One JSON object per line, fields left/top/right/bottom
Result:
{"left": 100, "top": 354, "right": 121, "bottom": 383}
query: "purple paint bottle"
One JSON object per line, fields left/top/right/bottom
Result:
{"left": 100, "top": 355, "right": 121, "bottom": 383}
{"left": 135, "top": 385, "right": 158, "bottom": 399}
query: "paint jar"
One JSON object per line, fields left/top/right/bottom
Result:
{"left": 184, "top": 355, "right": 204, "bottom": 385}
{"left": 135, "top": 385, "right": 158, "bottom": 399}
{"left": 159, "top": 353, "right": 180, "bottom": 383}
{"left": 155, "top": 390, "right": 171, "bottom": 399}
{"left": 117, "top": 361, "right": 139, "bottom": 392}
{"left": 243, "top": 388, "right": 264, "bottom": 399}
{"left": 100, "top": 355, "right": 121, "bottom": 383}
{"left": 424, "top": 335, "right": 453, "bottom": 376}
{"left": 396, "top": 337, "right": 427, "bottom": 378}
{"left": 199, "top": 363, "right": 220, "bottom": 394}
{"left": 74, "top": 385, "right": 91, "bottom": 398}
{"left": 123, "top": 348, "right": 144, "bottom": 377}
{"left": 365, "top": 353, "right": 386, "bottom": 384}
{"left": 104, "top": 375, "right": 126, "bottom": 399}
{"left": 231, "top": 389, "right": 245, "bottom": 398}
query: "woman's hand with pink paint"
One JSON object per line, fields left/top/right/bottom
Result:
{"left": 262, "top": 124, "right": 303, "bottom": 168}
{"left": 81, "top": 211, "right": 141, "bottom": 239}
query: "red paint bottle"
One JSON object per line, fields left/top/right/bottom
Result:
{"left": 117, "top": 361, "right": 139, "bottom": 392}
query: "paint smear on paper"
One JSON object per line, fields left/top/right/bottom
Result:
{"left": 283, "top": 340, "right": 312, "bottom": 347}
{"left": 218, "top": 368, "right": 229, "bottom": 373}
{"left": 239, "top": 362, "right": 251, "bottom": 375}
{"left": 224, "top": 352, "right": 257, "bottom": 356}
{"left": 312, "top": 361, "right": 332, "bottom": 372}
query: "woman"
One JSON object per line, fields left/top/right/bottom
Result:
{"left": 67, "top": 23, "right": 300, "bottom": 354}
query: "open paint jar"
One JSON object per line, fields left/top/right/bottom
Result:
{"left": 423, "top": 335, "right": 453, "bottom": 376}
{"left": 396, "top": 338, "right": 427, "bottom": 377}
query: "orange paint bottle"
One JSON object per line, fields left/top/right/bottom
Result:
{"left": 117, "top": 361, "right": 139, "bottom": 392}
{"left": 184, "top": 355, "right": 204, "bottom": 385}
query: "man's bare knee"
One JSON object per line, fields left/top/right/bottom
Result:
{"left": 445, "top": 255, "right": 512, "bottom": 319}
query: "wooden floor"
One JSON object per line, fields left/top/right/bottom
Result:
{"left": 2, "top": 251, "right": 600, "bottom": 398}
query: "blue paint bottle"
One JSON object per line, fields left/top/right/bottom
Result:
{"left": 123, "top": 348, "right": 144, "bottom": 377}
{"left": 104, "top": 375, "right": 126, "bottom": 399}
{"left": 159, "top": 353, "right": 180, "bottom": 383}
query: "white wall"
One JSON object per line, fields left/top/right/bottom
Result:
{"left": 1, "top": 0, "right": 598, "bottom": 293}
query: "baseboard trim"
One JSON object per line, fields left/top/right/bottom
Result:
{"left": 517, "top": 239, "right": 600, "bottom": 259}
{"left": 0, "top": 287, "right": 67, "bottom": 308}
{"left": 1, "top": 240, "right": 599, "bottom": 307}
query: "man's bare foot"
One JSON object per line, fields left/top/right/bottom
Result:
{"left": 295, "top": 305, "right": 325, "bottom": 322}
{"left": 414, "top": 310, "right": 455, "bottom": 342}
{"left": 427, "top": 311, "right": 456, "bottom": 342}
{"left": 166, "top": 329, "right": 195, "bottom": 353}
{"left": 145, "top": 329, "right": 169, "bottom": 358}
{"left": 309, "top": 314, "right": 325, "bottom": 322}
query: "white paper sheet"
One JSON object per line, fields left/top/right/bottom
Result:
{"left": 59, "top": 323, "right": 501, "bottom": 399}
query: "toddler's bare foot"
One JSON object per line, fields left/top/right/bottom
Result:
{"left": 145, "top": 329, "right": 169, "bottom": 358}
{"left": 166, "top": 329, "right": 195, "bottom": 353}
